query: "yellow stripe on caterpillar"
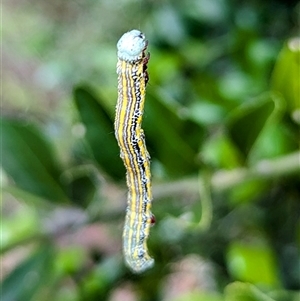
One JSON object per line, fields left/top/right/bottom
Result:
{"left": 115, "top": 29, "right": 154, "bottom": 273}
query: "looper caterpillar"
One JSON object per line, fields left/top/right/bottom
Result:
{"left": 114, "top": 29, "right": 155, "bottom": 273}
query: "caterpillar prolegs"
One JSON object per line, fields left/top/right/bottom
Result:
{"left": 114, "top": 30, "right": 154, "bottom": 273}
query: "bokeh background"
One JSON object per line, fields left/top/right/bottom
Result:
{"left": 2, "top": 0, "right": 300, "bottom": 300}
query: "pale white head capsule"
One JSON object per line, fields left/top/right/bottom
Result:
{"left": 117, "top": 29, "right": 147, "bottom": 62}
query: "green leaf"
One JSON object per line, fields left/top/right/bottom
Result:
{"left": 1, "top": 197, "right": 39, "bottom": 253}
{"left": 268, "top": 290, "right": 300, "bottom": 301}
{"left": 67, "top": 174, "right": 96, "bottom": 207}
{"left": 225, "top": 282, "right": 275, "bottom": 301}
{"left": 228, "top": 179, "right": 268, "bottom": 205}
{"left": 226, "top": 242, "right": 279, "bottom": 286}
{"left": 226, "top": 93, "right": 277, "bottom": 158}
{"left": 271, "top": 38, "right": 300, "bottom": 113}
{"left": 3, "top": 186, "right": 55, "bottom": 209}
{"left": 55, "top": 246, "right": 86, "bottom": 276}
{"left": 73, "top": 85, "right": 125, "bottom": 180}
{"left": 201, "top": 133, "right": 243, "bottom": 169}
{"left": 144, "top": 88, "right": 204, "bottom": 177}
{"left": 1, "top": 118, "right": 68, "bottom": 203}
{"left": 248, "top": 122, "right": 298, "bottom": 163}
{"left": 81, "top": 256, "right": 123, "bottom": 300}
{"left": 1, "top": 245, "right": 55, "bottom": 301}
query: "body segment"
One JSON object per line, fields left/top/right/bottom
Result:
{"left": 115, "top": 30, "right": 154, "bottom": 273}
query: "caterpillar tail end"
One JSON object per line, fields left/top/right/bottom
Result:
{"left": 124, "top": 253, "right": 154, "bottom": 274}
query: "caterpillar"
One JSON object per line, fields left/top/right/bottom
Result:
{"left": 114, "top": 29, "right": 155, "bottom": 273}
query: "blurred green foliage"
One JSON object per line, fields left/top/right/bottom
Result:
{"left": 2, "top": 0, "right": 300, "bottom": 300}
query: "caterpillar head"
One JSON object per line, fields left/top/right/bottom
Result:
{"left": 117, "top": 29, "right": 148, "bottom": 62}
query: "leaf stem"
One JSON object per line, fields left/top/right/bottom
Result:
{"left": 153, "top": 151, "right": 300, "bottom": 199}
{"left": 2, "top": 152, "right": 299, "bottom": 254}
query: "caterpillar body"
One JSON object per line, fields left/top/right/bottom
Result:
{"left": 114, "top": 29, "right": 154, "bottom": 273}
